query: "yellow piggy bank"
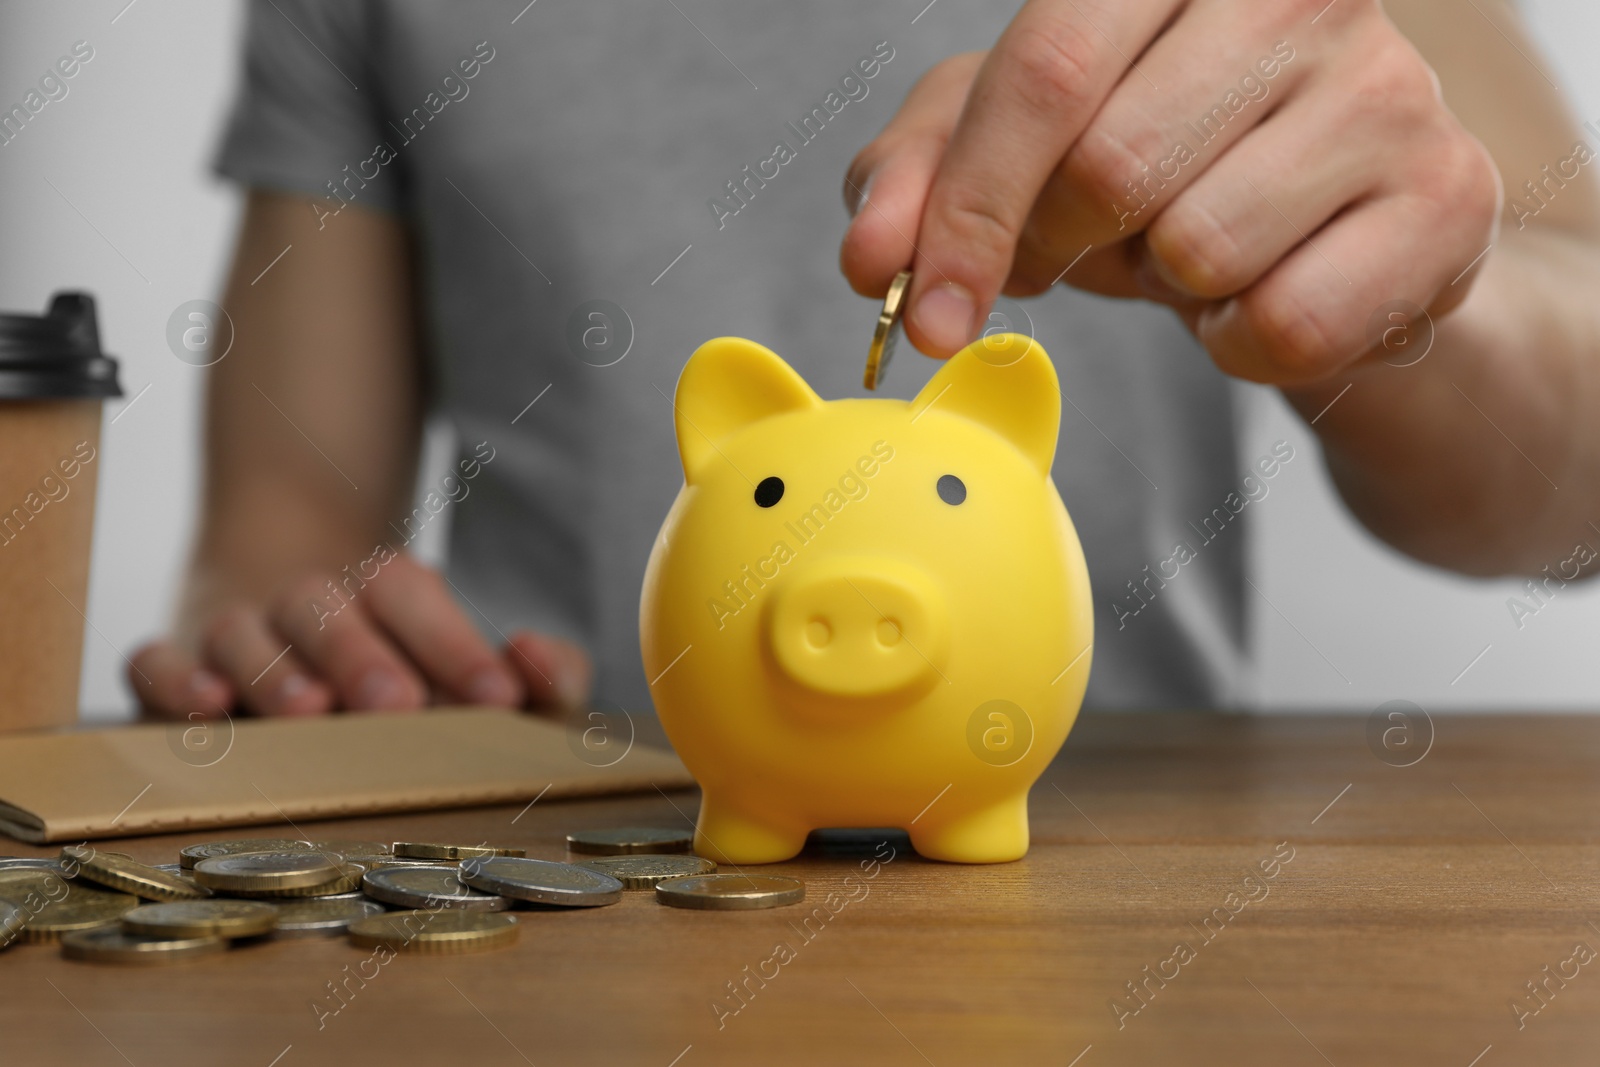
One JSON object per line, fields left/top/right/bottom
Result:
{"left": 640, "top": 332, "right": 1092, "bottom": 864}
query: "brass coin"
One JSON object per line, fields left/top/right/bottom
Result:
{"left": 15, "top": 882, "right": 138, "bottom": 943}
{"left": 863, "top": 268, "right": 912, "bottom": 390}
{"left": 221, "top": 863, "right": 364, "bottom": 898}
{"left": 60, "top": 846, "right": 210, "bottom": 901}
{"left": 655, "top": 874, "right": 806, "bottom": 910}
{"left": 362, "top": 866, "right": 509, "bottom": 911}
{"left": 270, "top": 898, "right": 384, "bottom": 939}
{"left": 193, "top": 852, "right": 344, "bottom": 892}
{"left": 179, "top": 839, "right": 315, "bottom": 870}
{"left": 0, "top": 868, "right": 72, "bottom": 908}
{"left": 150, "top": 864, "right": 207, "bottom": 888}
{"left": 123, "top": 900, "right": 278, "bottom": 939}
{"left": 347, "top": 909, "right": 518, "bottom": 954}
{"left": 460, "top": 857, "right": 623, "bottom": 907}
{"left": 392, "top": 842, "right": 526, "bottom": 861}
{"left": 61, "top": 926, "right": 228, "bottom": 964}
{"left": 0, "top": 899, "right": 27, "bottom": 948}
{"left": 564, "top": 827, "right": 693, "bottom": 856}
{"left": 577, "top": 854, "right": 716, "bottom": 889}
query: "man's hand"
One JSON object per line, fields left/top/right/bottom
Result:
{"left": 841, "top": 0, "right": 1501, "bottom": 384}
{"left": 128, "top": 190, "right": 591, "bottom": 720}
{"left": 130, "top": 553, "right": 591, "bottom": 720}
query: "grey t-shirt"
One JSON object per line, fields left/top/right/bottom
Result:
{"left": 216, "top": 0, "right": 1248, "bottom": 713}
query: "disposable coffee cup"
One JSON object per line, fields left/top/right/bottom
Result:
{"left": 0, "top": 293, "right": 121, "bottom": 731}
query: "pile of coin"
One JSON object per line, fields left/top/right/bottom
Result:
{"left": 0, "top": 827, "right": 805, "bottom": 965}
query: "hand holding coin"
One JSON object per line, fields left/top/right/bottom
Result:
{"left": 863, "top": 269, "right": 911, "bottom": 390}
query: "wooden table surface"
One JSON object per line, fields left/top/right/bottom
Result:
{"left": 1, "top": 711, "right": 1596, "bottom": 1067}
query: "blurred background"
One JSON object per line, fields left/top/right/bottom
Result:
{"left": 1, "top": 0, "right": 1596, "bottom": 722}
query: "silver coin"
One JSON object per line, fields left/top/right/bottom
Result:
{"left": 0, "top": 858, "right": 67, "bottom": 873}
{"left": 361, "top": 865, "right": 509, "bottom": 911}
{"left": 565, "top": 827, "right": 693, "bottom": 856}
{"left": 655, "top": 874, "right": 806, "bottom": 910}
{"left": 60, "top": 925, "right": 228, "bottom": 963}
{"left": 270, "top": 898, "right": 385, "bottom": 938}
{"left": 0, "top": 898, "right": 26, "bottom": 948}
{"left": 460, "top": 857, "right": 623, "bottom": 907}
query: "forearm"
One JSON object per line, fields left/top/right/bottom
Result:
{"left": 1283, "top": 226, "right": 1600, "bottom": 576}
{"left": 180, "top": 192, "right": 424, "bottom": 633}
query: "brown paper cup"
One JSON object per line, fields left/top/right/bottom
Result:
{"left": 0, "top": 402, "right": 105, "bottom": 729}
{"left": 0, "top": 295, "right": 120, "bottom": 732}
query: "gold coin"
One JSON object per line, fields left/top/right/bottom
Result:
{"left": 14, "top": 882, "right": 138, "bottom": 943}
{"left": 0, "top": 868, "right": 70, "bottom": 908}
{"left": 123, "top": 900, "right": 278, "bottom": 939}
{"left": 178, "top": 838, "right": 315, "bottom": 870}
{"left": 192, "top": 852, "right": 345, "bottom": 892}
{"left": 220, "top": 863, "right": 364, "bottom": 898}
{"left": 863, "top": 268, "right": 912, "bottom": 390}
{"left": 60, "top": 926, "right": 228, "bottom": 964}
{"left": 577, "top": 854, "right": 715, "bottom": 889}
{"left": 564, "top": 827, "right": 693, "bottom": 856}
{"left": 347, "top": 909, "right": 518, "bottom": 954}
{"left": 0, "top": 899, "right": 27, "bottom": 948}
{"left": 392, "top": 842, "right": 526, "bottom": 861}
{"left": 60, "top": 846, "right": 210, "bottom": 901}
{"left": 655, "top": 874, "right": 806, "bottom": 910}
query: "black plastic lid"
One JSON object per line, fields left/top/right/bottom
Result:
{"left": 0, "top": 292, "right": 122, "bottom": 400}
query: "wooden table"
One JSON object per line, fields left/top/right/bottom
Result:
{"left": 1, "top": 712, "right": 1596, "bottom": 1067}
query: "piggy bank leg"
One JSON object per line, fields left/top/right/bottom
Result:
{"left": 908, "top": 793, "right": 1030, "bottom": 864}
{"left": 695, "top": 795, "right": 809, "bottom": 865}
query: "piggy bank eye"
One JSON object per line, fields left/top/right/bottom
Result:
{"left": 754, "top": 476, "right": 785, "bottom": 508}
{"left": 937, "top": 474, "right": 966, "bottom": 505}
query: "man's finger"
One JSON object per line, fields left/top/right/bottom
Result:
{"left": 906, "top": 0, "right": 1172, "bottom": 355}
{"left": 269, "top": 577, "right": 426, "bottom": 711}
{"left": 361, "top": 555, "right": 525, "bottom": 707}
{"left": 504, "top": 630, "right": 591, "bottom": 711}
{"left": 200, "top": 605, "right": 333, "bottom": 717}
{"left": 1141, "top": 94, "right": 1382, "bottom": 301}
{"left": 840, "top": 52, "right": 985, "bottom": 297}
{"left": 128, "top": 640, "right": 233, "bottom": 721}
{"left": 1197, "top": 179, "right": 1497, "bottom": 384}
{"left": 1016, "top": 11, "right": 1311, "bottom": 290}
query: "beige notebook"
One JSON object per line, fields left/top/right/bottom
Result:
{"left": 0, "top": 708, "right": 694, "bottom": 844}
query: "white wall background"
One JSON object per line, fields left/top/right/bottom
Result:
{"left": 0, "top": 0, "right": 1595, "bottom": 721}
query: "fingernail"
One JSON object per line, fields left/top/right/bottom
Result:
{"left": 467, "top": 667, "right": 516, "bottom": 707}
{"left": 914, "top": 283, "right": 977, "bottom": 353}
{"left": 1137, "top": 251, "right": 1192, "bottom": 301}
{"left": 276, "top": 673, "right": 310, "bottom": 706}
{"left": 355, "top": 667, "right": 409, "bottom": 709}
{"left": 189, "top": 669, "right": 225, "bottom": 699}
{"left": 846, "top": 172, "right": 874, "bottom": 217}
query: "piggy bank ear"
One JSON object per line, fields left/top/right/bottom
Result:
{"left": 912, "top": 333, "right": 1060, "bottom": 476}
{"left": 674, "top": 337, "right": 822, "bottom": 482}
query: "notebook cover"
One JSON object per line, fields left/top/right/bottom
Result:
{"left": 0, "top": 708, "right": 694, "bottom": 843}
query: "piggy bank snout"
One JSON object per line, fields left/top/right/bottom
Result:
{"left": 766, "top": 559, "right": 947, "bottom": 698}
